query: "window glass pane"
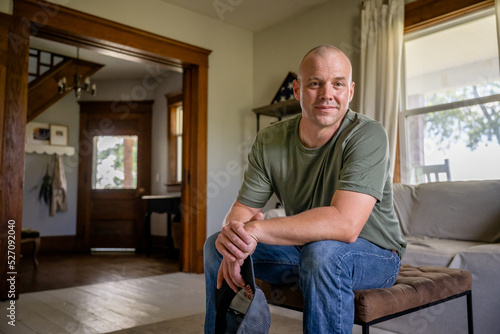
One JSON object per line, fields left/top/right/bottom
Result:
{"left": 92, "top": 135, "right": 138, "bottom": 189}
{"left": 406, "top": 102, "right": 500, "bottom": 183}
{"left": 405, "top": 13, "right": 500, "bottom": 109}
{"left": 176, "top": 136, "right": 182, "bottom": 183}
{"left": 176, "top": 106, "right": 183, "bottom": 135}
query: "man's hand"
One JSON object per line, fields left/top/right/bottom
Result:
{"left": 216, "top": 220, "right": 255, "bottom": 262}
{"left": 215, "top": 213, "right": 263, "bottom": 292}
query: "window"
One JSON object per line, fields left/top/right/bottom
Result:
{"left": 400, "top": 8, "right": 500, "bottom": 184}
{"left": 92, "top": 135, "right": 138, "bottom": 189}
{"left": 167, "top": 93, "right": 183, "bottom": 191}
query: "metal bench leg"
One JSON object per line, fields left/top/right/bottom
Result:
{"left": 361, "top": 323, "right": 369, "bottom": 334}
{"left": 467, "top": 291, "right": 474, "bottom": 334}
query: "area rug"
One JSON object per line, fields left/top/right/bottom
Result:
{"left": 106, "top": 312, "right": 303, "bottom": 334}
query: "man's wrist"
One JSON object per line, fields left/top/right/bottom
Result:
{"left": 244, "top": 221, "right": 260, "bottom": 243}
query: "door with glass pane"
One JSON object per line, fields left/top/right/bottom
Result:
{"left": 77, "top": 101, "right": 152, "bottom": 250}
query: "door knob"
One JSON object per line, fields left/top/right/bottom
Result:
{"left": 136, "top": 187, "right": 146, "bottom": 197}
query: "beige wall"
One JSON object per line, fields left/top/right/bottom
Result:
{"left": 253, "top": 0, "right": 364, "bottom": 111}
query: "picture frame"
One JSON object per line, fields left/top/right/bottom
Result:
{"left": 26, "top": 122, "right": 50, "bottom": 145}
{"left": 49, "top": 124, "right": 69, "bottom": 146}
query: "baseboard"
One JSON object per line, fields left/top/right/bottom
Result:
{"left": 21, "top": 235, "right": 179, "bottom": 256}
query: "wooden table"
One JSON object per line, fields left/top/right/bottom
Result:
{"left": 142, "top": 193, "right": 181, "bottom": 256}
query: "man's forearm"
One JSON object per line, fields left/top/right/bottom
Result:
{"left": 244, "top": 206, "right": 351, "bottom": 245}
{"left": 223, "top": 200, "right": 262, "bottom": 226}
{"left": 244, "top": 190, "right": 376, "bottom": 245}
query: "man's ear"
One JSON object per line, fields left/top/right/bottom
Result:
{"left": 293, "top": 79, "right": 300, "bottom": 101}
{"left": 349, "top": 81, "right": 355, "bottom": 102}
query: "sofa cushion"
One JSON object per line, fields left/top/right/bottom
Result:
{"left": 393, "top": 181, "right": 500, "bottom": 243}
{"left": 402, "top": 236, "right": 483, "bottom": 267}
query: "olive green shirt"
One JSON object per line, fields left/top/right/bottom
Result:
{"left": 237, "top": 110, "right": 407, "bottom": 256}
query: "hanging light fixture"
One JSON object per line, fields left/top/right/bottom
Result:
{"left": 57, "top": 47, "right": 96, "bottom": 99}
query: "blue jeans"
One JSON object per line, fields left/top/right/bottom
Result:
{"left": 204, "top": 232, "right": 401, "bottom": 334}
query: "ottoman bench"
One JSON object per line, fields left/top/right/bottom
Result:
{"left": 256, "top": 264, "right": 473, "bottom": 333}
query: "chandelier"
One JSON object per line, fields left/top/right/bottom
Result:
{"left": 57, "top": 47, "right": 96, "bottom": 99}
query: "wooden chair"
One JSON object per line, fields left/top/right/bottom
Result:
{"left": 21, "top": 228, "right": 41, "bottom": 269}
{"left": 256, "top": 264, "right": 473, "bottom": 334}
{"left": 414, "top": 159, "right": 451, "bottom": 183}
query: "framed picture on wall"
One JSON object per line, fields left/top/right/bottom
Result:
{"left": 50, "top": 124, "right": 69, "bottom": 146}
{"left": 26, "top": 122, "right": 50, "bottom": 145}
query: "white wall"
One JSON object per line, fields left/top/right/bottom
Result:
{"left": 23, "top": 94, "right": 80, "bottom": 236}
{"left": 3, "top": 0, "right": 254, "bottom": 238}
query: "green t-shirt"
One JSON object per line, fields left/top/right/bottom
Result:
{"left": 237, "top": 110, "right": 407, "bottom": 256}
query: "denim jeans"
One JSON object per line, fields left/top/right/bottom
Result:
{"left": 204, "top": 232, "right": 401, "bottom": 334}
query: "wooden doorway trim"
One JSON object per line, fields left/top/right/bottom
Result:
{"left": 0, "top": 12, "right": 30, "bottom": 300}
{"left": 13, "top": 0, "right": 210, "bottom": 273}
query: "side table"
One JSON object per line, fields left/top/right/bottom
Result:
{"left": 142, "top": 193, "right": 181, "bottom": 256}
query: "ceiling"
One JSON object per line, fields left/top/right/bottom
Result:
{"left": 158, "top": 0, "right": 328, "bottom": 32}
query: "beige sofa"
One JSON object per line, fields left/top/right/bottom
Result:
{"left": 377, "top": 180, "right": 500, "bottom": 334}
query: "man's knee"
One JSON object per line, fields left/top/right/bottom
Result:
{"left": 204, "top": 232, "right": 219, "bottom": 252}
{"left": 299, "top": 240, "right": 352, "bottom": 275}
{"left": 204, "top": 232, "right": 221, "bottom": 270}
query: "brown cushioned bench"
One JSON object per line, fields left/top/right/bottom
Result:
{"left": 256, "top": 264, "right": 473, "bottom": 334}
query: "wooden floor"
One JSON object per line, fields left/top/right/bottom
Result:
{"left": 0, "top": 253, "right": 385, "bottom": 334}
{"left": 1, "top": 272, "right": 209, "bottom": 334}
{"left": 18, "top": 251, "right": 180, "bottom": 294}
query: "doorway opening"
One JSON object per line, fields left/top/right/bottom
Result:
{"left": 12, "top": 0, "right": 210, "bottom": 277}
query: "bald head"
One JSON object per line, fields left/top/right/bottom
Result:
{"left": 298, "top": 45, "right": 353, "bottom": 83}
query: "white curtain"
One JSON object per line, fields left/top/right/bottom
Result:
{"left": 359, "top": 0, "right": 404, "bottom": 176}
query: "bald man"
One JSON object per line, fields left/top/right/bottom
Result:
{"left": 204, "top": 45, "right": 406, "bottom": 334}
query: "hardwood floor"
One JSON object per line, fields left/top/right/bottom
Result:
{"left": 2, "top": 252, "right": 380, "bottom": 333}
{"left": 1, "top": 272, "right": 208, "bottom": 334}
{"left": 18, "top": 252, "right": 180, "bottom": 294}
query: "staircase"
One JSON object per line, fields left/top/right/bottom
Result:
{"left": 28, "top": 48, "right": 103, "bottom": 122}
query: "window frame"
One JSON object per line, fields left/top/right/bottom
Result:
{"left": 398, "top": 0, "right": 496, "bottom": 183}
{"left": 166, "top": 92, "right": 183, "bottom": 192}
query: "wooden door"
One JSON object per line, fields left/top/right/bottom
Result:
{"left": 78, "top": 101, "right": 152, "bottom": 250}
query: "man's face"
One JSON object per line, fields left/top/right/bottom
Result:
{"left": 293, "top": 51, "right": 355, "bottom": 130}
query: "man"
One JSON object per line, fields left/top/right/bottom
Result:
{"left": 204, "top": 45, "right": 407, "bottom": 333}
